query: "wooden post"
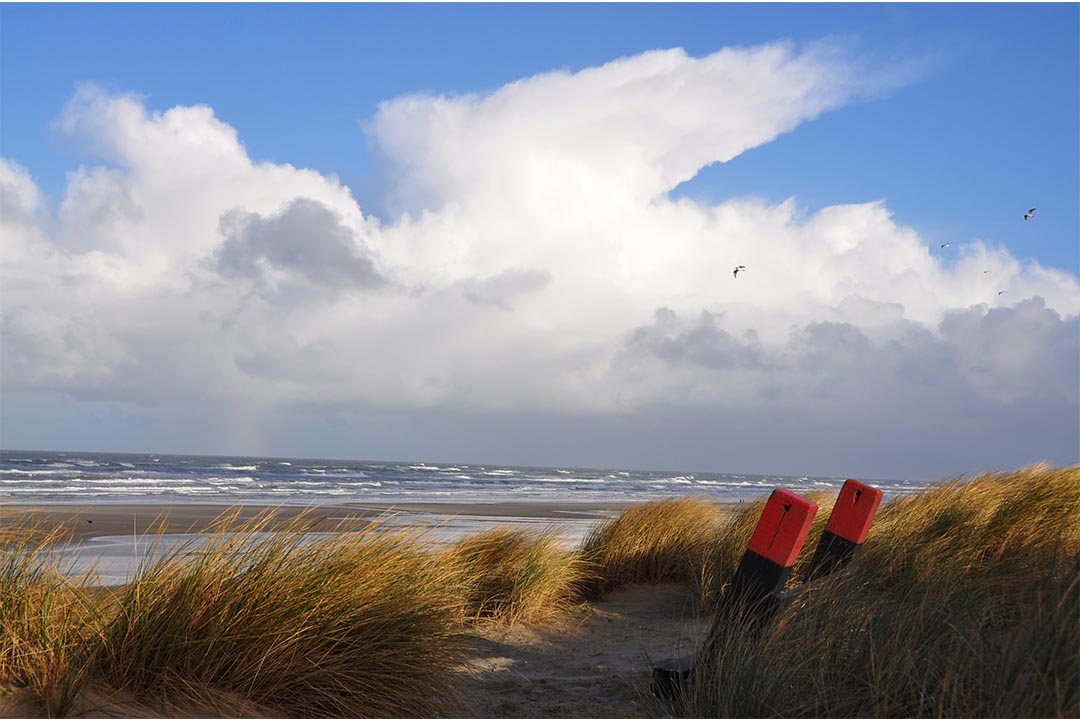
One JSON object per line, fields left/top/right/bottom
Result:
{"left": 652, "top": 489, "right": 818, "bottom": 700}
{"left": 726, "top": 488, "right": 818, "bottom": 612}
{"left": 806, "top": 479, "right": 882, "bottom": 582}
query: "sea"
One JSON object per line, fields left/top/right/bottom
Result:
{"left": 1, "top": 450, "right": 933, "bottom": 584}
{"left": 0, "top": 449, "right": 929, "bottom": 506}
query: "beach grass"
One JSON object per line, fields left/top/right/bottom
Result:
{"left": 683, "top": 464, "right": 1080, "bottom": 718}
{"left": 577, "top": 497, "right": 728, "bottom": 601}
{"left": 443, "top": 528, "right": 587, "bottom": 625}
{"left": 91, "top": 511, "right": 465, "bottom": 718}
{"left": 2, "top": 512, "right": 467, "bottom": 718}
{"left": 1, "top": 464, "right": 1077, "bottom": 717}
{"left": 0, "top": 522, "right": 106, "bottom": 718}
{"left": 574, "top": 491, "right": 836, "bottom": 610}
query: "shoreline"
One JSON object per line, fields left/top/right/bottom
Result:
{"left": 1, "top": 499, "right": 740, "bottom": 586}
{"left": 0, "top": 500, "right": 648, "bottom": 543}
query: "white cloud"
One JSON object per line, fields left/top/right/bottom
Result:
{"left": 0, "top": 160, "right": 44, "bottom": 231}
{"left": 1, "top": 43, "right": 1077, "bottom": 470}
{"left": 369, "top": 43, "right": 872, "bottom": 215}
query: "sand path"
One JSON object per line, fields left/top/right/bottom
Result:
{"left": 451, "top": 584, "right": 708, "bottom": 718}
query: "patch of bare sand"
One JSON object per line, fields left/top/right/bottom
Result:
{"left": 450, "top": 584, "right": 708, "bottom": 718}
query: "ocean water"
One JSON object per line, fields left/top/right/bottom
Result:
{"left": 0, "top": 449, "right": 927, "bottom": 506}
{"left": 3, "top": 450, "right": 933, "bottom": 584}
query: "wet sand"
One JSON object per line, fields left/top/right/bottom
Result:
{"left": 0, "top": 500, "right": 637, "bottom": 542}
{"left": 2, "top": 500, "right": 644, "bottom": 587}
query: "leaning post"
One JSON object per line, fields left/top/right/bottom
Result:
{"left": 651, "top": 488, "right": 818, "bottom": 700}
{"left": 805, "top": 478, "right": 883, "bottom": 582}
{"left": 724, "top": 488, "right": 819, "bottom": 614}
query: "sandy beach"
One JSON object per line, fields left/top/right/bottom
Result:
{"left": 0, "top": 500, "right": 637, "bottom": 542}
{"left": 0, "top": 500, "right": 646, "bottom": 587}
{"left": 452, "top": 582, "right": 706, "bottom": 719}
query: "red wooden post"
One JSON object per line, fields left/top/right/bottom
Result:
{"left": 653, "top": 488, "right": 819, "bottom": 700}
{"left": 727, "top": 488, "right": 818, "bottom": 609}
{"left": 806, "top": 479, "right": 883, "bottom": 582}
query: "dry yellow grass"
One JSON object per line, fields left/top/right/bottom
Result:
{"left": 92, "top": 511, "right": 466, "bottom": 718}
{"left": 684, "top": 464, "right": 1080, "bottom": 718}
{"left": 443, "top": 528, "right": 587, "bottom": 625}
{"left": 0, "top": 523, "right": 101, "bottom": 718}
{"left": 2, "top": 511, "right": 467, "bottom": 718}
{"left": 578, "top": 497, "right": 729, "bottom": 601}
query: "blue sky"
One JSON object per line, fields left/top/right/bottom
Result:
{"left": 4, "top": 3, "right": 1077, "bottom": 270}
{"left": 1, "top": 3, "right": 1077, "bottom": 479}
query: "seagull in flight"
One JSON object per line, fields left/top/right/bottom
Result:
{"left": 983, "top": 269, "right": 991, "bottom": 274}
{"left": 733, "top": 265, "right": 746, "bottom": 278}
{"left": 1024, "top": 208, "right": 1036, "bottom": 220}
{"left": 998, "top": 290, "right": 1008, "bottom": 296}
{"left": 940, "top": 243, "right": 951, "bottom": 249}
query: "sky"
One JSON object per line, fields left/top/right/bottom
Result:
{"left": 1, "top": 3, "right": 1077, "bottom": 481}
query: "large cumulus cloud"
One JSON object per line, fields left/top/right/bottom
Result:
{"left": 1, "top": 41, "right": 1077, "bottom": 473}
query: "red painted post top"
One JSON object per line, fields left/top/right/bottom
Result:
{"left": 747, "top": 488, "right": 819, "bottom": 568}
{"left": 825, "top": 479, "right": 883, "bottom": 545}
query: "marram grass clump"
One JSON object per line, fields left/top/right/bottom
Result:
{"left": 578, "top": 497, "right": 728, "bottom": 600}
{"left": 683, "top": 464, "right": 1080, "bottom": 719}
{"left": 444, "top": 528, "right": 587, "bottom": 625}
{"left": 91, "top": 511, "right": 465, "bottom": 719}
{"left": 0, "top": 523, "right": 102, "bottom": 718}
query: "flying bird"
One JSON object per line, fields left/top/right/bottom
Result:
{"left": 983, "top": 269, "right": 991, "bottom": 274}
{"left": 733, "top": 265, "right": 746, "bottom": 278}
{"left": 1024, "top": 208, "right": 1036, "bottom": 220}
{"left": 998, "top": 290, "right": 1008, "bottom": 296}
{"left": 940, "top": 243, "right": 951, "bottom": 249}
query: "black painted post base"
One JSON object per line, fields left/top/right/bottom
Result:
{"left": 806, "top": 529, "right": 860, "bottom": 582}
{"left": 651, "top": 564, "right": 791, "bottom": 701}
{"left": 650, "top": 656, "right": 692, "bottom": 701}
